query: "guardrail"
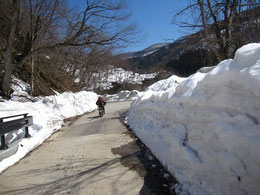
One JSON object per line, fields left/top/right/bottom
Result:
{"left": 0, "top": 113, "right": 33, "bottom": 150}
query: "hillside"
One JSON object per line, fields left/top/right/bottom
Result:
{"left": 90, "top": 67, "right": 170, "bottom": 95}
{"left": 120, "top": 34, "right": 218, "bottom": 77}
{"left": 1, "top": 5, "right": 259, "bottom": 98}
{"left": 119, "top": 43, "right": 170, "bottom": 59}
{"left": 13, "top": 59, "right": 81, "bottom": 97}
{"left": 122, "top": 7, "right": 260, "bottom": 77}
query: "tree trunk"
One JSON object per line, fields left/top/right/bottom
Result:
{"left": 1, "top": 0, "right": 19, "bottom": 99}
{"left": 1, "top": 30, "right": 16, "bottom": 99}
{"left": 197, "top": 0, "right": 222, "bottom": 62}
{"left": 30, "top": 56, "right": 34, "bottom": 96}
{"left": 1, "top": 50, "right": 15, "bottom": 99}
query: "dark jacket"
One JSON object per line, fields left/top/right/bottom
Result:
{"left": 96, "top": 97, "right": 106, "bottom": 107}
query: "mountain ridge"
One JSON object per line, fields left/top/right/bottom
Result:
{"left": 119, "top": 43, "right": 170, "bottom": 59}
{"left": 117, "top": 6, "right": 260, "bottom": 77}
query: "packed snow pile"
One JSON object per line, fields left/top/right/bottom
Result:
{"left": 145, "top": 75, "right": 187, "bottom": 92}
{"left": 103, "top": 90, "right": 139, "bottom": 102}
{"left": 127, "top": 43, "right": 260, "bottom": 195}
{"left": 0, "top": 90, "right": 98, "bottom": 173}
{"left": 0, "top": 76, "right": 40, "bottom": 102}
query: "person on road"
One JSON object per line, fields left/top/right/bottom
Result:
{"left": 96, "top": 96, "right": 106, "bottom": 114}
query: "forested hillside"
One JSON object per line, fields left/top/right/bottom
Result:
{"left": 0, "top": 0, "right": 137, "bottom": 98}
{"left": 124, "top": 6, "right": 260, "bottom": 77}
{"left": 0, "top": 1, "right": 259, "bottom": 98}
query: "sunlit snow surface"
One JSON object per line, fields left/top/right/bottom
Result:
{"left": 90, "top": 68, "right": 157, "bottom": 90}
{"left": 0, "top": 91, "right": 98, "bottom": 173}
{"left": 1, "top": 43, "right": 260, "bottom": 195}
{"left": 103, "top": 90, "right": 140, "bottom": 102}
{"left": 127, "top": 43, "right": 260, "bottom": 195}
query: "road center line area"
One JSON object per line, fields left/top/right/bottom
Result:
{"left": 0, "top": 101, "right": 161, "bottom": 195}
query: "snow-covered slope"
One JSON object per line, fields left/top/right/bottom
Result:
{"left": 103, "top": 90, "right": 139, "bottom": 102}
{"left": 120, "top": 43, "right": 169, "bottom": 59}
{"left": 88, "top": 68, "right": 157, "bottom": 90}
{"left": 138, "top": 43, "right": 169, "bottom": 57}
{"left": 127, "top": 43, "right": 260, "bottom": 195}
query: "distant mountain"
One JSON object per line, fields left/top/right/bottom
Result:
{"left": 119, "top": 43, "right": 170, "bottom": 59}
{"left": 122, "top": 35, "right": 205, "bottom": 76}
{"left": 133, "top": 43, "right": 170, "bottom": 58}
{"left": 119, "top": 7, "right": 260, "bottom": 77}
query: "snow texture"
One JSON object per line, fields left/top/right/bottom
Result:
{"left": 88, "top": 68, "right": 157, "bottom": 90}
{"left": 103, "top": 90, "right": 139, "bottom": 102}
{"left": 0, "top": 76, "right": 141, "bottom": 173}
{"left": 0, "top": 90, "right": 98, "bottom": 173}
{"left": 145, "top": 75, "right": 187, "bottom": 92}
{"left": 127, "top": 43, "right": 260, "bottom": 195}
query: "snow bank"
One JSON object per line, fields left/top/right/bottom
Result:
{"left": 127, "top": 43, "right": 260, "bottom": 195}
{"left": 145, "top": 75, "right": 187, "bottom": 92}
{"left": 0, "top": 91, "right": 98, "bottom": 173}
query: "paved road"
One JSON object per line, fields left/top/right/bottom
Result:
{"left": 0, "top": 101, "right": 153, "bottom": 195}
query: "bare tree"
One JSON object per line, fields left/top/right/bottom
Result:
{"left": 61, "top": 45, "right": 113, "bottom": 90}
{"left": 172, "top": 0, "right": 260, "bottom": 62}
{"left": 0, "top": 0, "right": 137, "bottom": 98}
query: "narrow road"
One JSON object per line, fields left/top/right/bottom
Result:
{"left": 0, "top": 101, "right": 154, "bottom": 195}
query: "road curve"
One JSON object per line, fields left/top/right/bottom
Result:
{"left": 0, "top": 101, "right": 154, "bottom": 195}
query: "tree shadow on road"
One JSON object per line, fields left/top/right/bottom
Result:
{"left": 0, "top": 152, "right": 141, "bottom": 195}
{"left": 111, "top": 112, "right": 178, "bottom": 195}
{"left": 87, "top": 116, "right": 101, "bottom": 121}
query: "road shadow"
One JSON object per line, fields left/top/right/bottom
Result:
{"left": 0, "top": 152, "right": 140, "bottom": 195}
{"left": 111, "top": 113, "right": 178, "bottom": 195}
{"left": 87, "top": 116, "right": 101, "bottom": 121}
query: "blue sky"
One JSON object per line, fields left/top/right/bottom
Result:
{"left": 68, "top": 0, "right": 190, "bottom": 53}
{"left": 125, "top": 0, "right": 190, "bottom": 52}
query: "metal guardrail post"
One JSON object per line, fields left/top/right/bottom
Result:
{"left": 0, "top": 135, "right": 8, "bottom": 150}
{"left": 0, "top": 119, "right": 8, "bottom": 150}
{"left": 24, "top": 114, "right": 31, "bottom": 138}
{"left": 24, "top": 126, "right": 31, "bottom": 138}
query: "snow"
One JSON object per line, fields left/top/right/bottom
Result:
{"left": 84, "top": 67, "right": 158, "bottom": 90}
{"left": 0, "top": 76, "right": 141, "bottom": 173}
{"left": 9, "top": 76, "right": 39, "bottom": 102}
{"left": 138, "top": 43, "right": 169, "bottom": 57}
{"left": 127, "top": 43, "right": 260, "bottom": 195}
{"left": 145, "top": 75, "right": 187, "bottom": 92}
{"left": 141, "top": 49, "right": 158, "bottom": 57}
{"left": 0, "top": 89, "right": 98, "bottom": 173}
{"left": 124, "top": 43, "right": 169, "bottom": 59}
{"left": 103, "top": 90, "right": 140, "bottom": 102}
{"left": 1, "top": 43, "right": 260, "bottom": 194}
